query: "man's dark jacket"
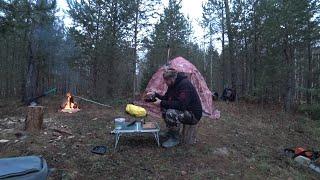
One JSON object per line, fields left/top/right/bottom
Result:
{"left": 155, "top": 72, "right": 203, "bottom": 121}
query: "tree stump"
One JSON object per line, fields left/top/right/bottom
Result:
{"left": 181, "top": 124, "right": 197, "bottom": 144}
{"left": 25, "top": 106, "right": 44, "bottom": 133}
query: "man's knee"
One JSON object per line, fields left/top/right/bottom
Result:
{"left": 163, "top": 109, "right": 181, "bottom": 127}
{"left": 179, "top": 111, "right": 199, "bottom": 125}
{"left": 163, "top": 109, "right": 199, "bottom": 126}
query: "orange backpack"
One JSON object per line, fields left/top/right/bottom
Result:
{"left": 285, "top": 147, "right": 320, "bottom": 160}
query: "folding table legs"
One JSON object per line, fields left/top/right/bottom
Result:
{"left": 114, "top": 133, "right": 122, "bottom": 149}
{"left": 153, "top": 132, "right": 160, "bottom": 146}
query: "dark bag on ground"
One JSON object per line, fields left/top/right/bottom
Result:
{"left": 0, "top": 156, "right": 48, "bottom": 180}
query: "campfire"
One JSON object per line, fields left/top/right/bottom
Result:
{"left": 61, "top": 92, "right": 80, "bottom": 113}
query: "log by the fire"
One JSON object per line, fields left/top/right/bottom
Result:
{"left": 74, "top": 95, "right": 112, "bottom": 108}
{"left": 25, "top": 105, "right": 44, "bottom": 133}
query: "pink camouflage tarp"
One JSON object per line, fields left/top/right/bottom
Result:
{"left": 136, "top": 56, "right": 220, "bottom": 119}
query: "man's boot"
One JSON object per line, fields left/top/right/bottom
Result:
{"left": 162, "top": 130, "right": 180, "bottom": 148}
{"left": 159, "top": 130, "right": 173, "bottom": 139}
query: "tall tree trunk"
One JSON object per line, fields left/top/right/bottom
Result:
{"left": 91, "top": 2, "right": 102, "bottom": 97}
{"left": 224, "top": 0, "right": 236, "bottom": 92}
{"left": 251, "top": 1, "right": 258, "bottom": 96}
{"left": 283, "top": 39, "right": 294, "bottom": 112}
{"left": 306, "top": 23, "right": 312, "bottom": 104}
{"left": 24, "top": 26, "right": 38, "bottom": 104}
{"left": 244, "top": 35, "right": 249, "bottom": 96}
{"left": 25, "top": 49, "right": 37, "bottom": 103}
{"left": 221, "top": 3, "right": 225, "bottom": 89}
{"left": 92, "top": 58, "right": 98, "bottom": 96}
{"left": 133, "top": 0, "right": 140, "bottom": 99}
{"left": 210, "top": 39, "right": 213, "bottom": 90}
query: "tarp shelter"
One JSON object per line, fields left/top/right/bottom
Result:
{"left": 136, "top": 56, "right": 220, "bottom": 119}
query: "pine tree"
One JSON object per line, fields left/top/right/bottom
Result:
{"left": 142, "top": 0, "right": 191, "bottom": 88}
{"left": 67, "top": 0, "right": 149, "bottom": 98}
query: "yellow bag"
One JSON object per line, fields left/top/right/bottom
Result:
{"left": 125, "top": 104, "right": 147, "bottom": 117}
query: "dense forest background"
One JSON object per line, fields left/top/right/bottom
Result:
{"left": 0, "top": 0, "right": 319, "bottom": 115}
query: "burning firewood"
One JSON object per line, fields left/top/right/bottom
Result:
{"left": 61, "top": 92, "right": 80, "bottom": 113}
{"left": 60, "top": 92, "right": 111, "bottom": 113}
{"left": 61, "top": 92, "right": 78, "bottom": 109}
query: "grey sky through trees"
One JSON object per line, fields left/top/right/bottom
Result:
{"left": 56, "top": 0, "right": 222, "bottom": 52}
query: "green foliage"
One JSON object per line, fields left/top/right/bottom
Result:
{"left": 298, "top": 87, "right": 320, "bottom": 96}
{"left": 298, "top": 104, "right": 320, "bottom": 120}
{"left": 142, "top": 0, "right": 206, "bottom": 90}
{"left": 0, "top": 0, "right": 76, "bottom": 100}
{"left": 202, "top": 0, "right": 320, "bottom": 107}
{"left": 67, "top": 0, "right": 136, "bottom": 98}
{"left": 1, "top": 0, "right": 319, "bottom": 104}
{"left": 67, "top": 0, "right": 161, "bottom": 98}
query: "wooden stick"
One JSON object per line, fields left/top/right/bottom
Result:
{"left": 74, "top": 95, "right": 112, "bottom": 108}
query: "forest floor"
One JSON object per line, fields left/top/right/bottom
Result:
{"left": 1, "top": 96, "right": 320, "bottom": 179}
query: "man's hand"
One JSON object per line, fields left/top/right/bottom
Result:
{"left": 153, "top": 97, "right": 161, "bottom": 106}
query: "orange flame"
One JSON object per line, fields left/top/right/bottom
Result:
{"left": 62, "top": 92, "right": 79, "bottom": 110}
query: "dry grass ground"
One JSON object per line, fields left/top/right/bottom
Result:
{"left": 1, "top": 96, "right": 320, "bottom": 179}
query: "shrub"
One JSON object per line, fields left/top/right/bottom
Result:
{"left": 298, "top": 104, "right": 320, "bottom": 120}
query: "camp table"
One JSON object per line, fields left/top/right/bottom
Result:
{"left": 113, "top": 121, "right": 160, "bottom": 149}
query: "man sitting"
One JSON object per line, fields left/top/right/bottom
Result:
{"left": 147, "top": 68, "right": 202, "bottom": 148}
